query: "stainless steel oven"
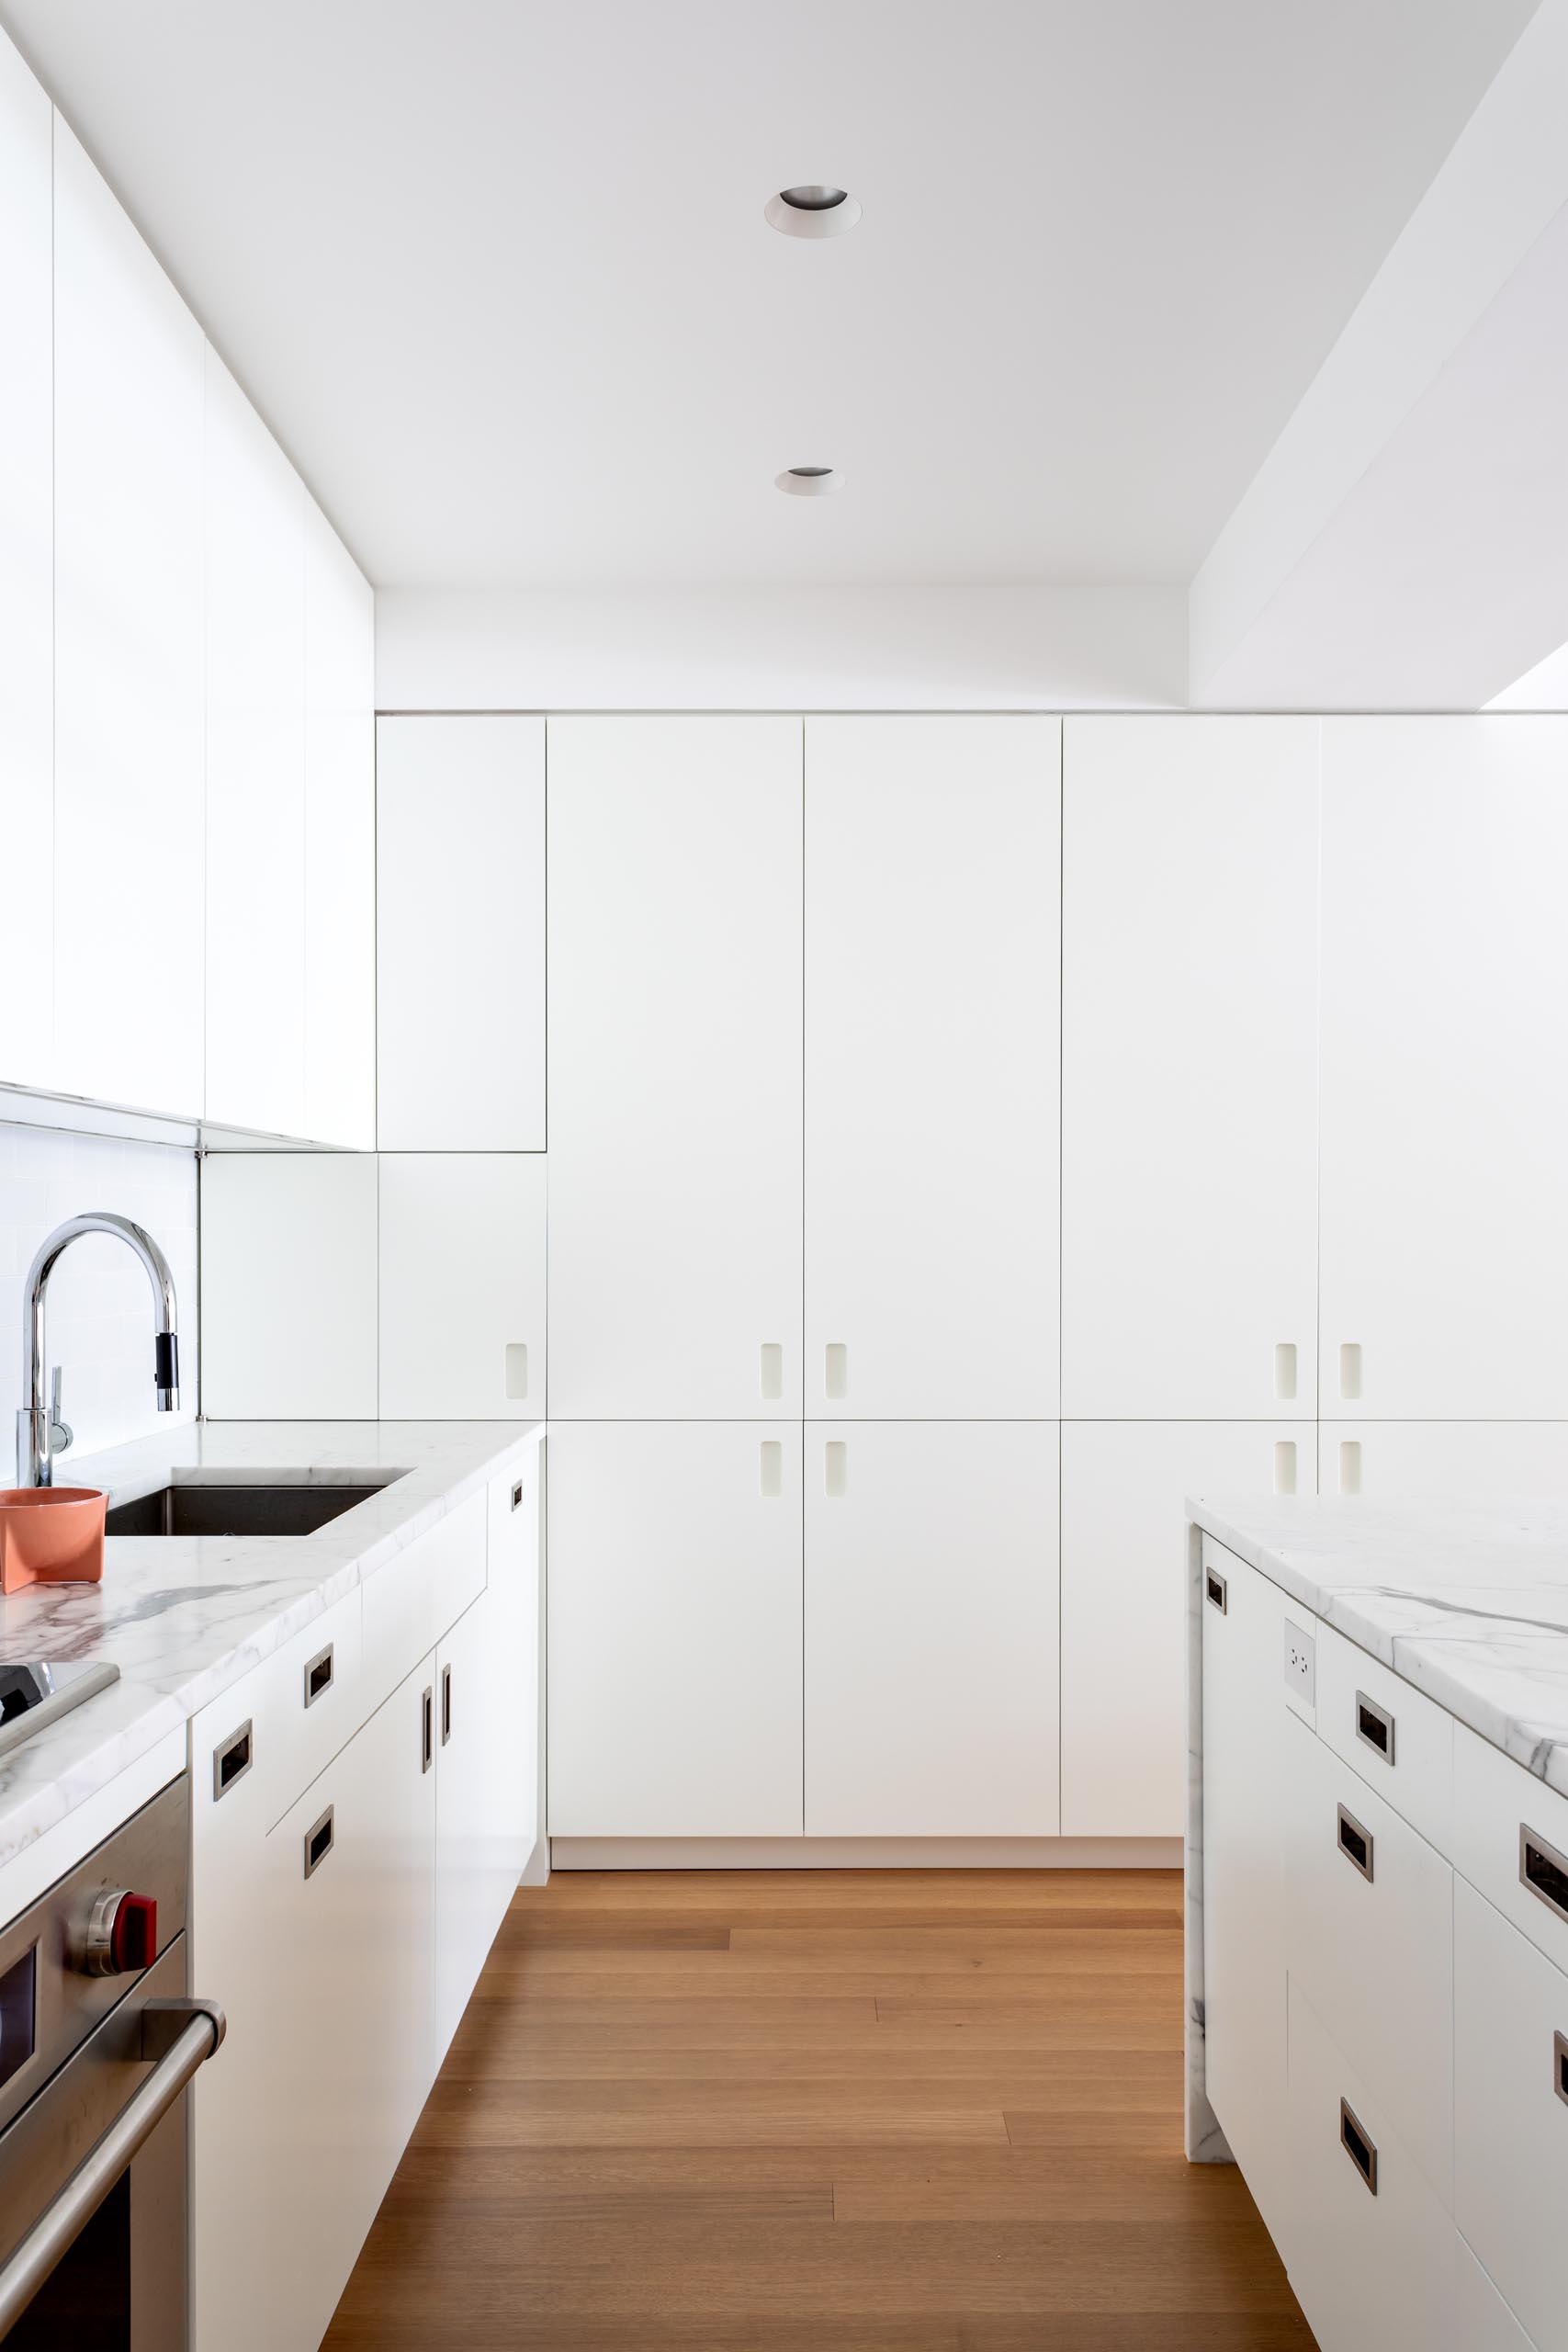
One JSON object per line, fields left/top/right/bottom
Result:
{"left": 0, "top": 1775, "right": 223, "bottom": 2346}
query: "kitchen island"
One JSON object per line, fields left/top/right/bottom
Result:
{"left": 1186, "top": 1493, "right": 1568, "bottom": 2351}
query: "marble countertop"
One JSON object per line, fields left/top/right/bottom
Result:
{"left": 0, "top": 1420, "right": 543, "bottom": 1870}
{"left": 1190, "top": 1493, "right": 1568, "bottom": 1798}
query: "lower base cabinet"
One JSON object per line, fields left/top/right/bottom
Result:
{"left": 191, "top": 1459, "right": 539, "bottom": 2352}
{"left": 804, "top": 1420, "right": 1059, "bottom": 1836}
{"left": 267, "top": 1661, "right": 436, "bottom": 2352}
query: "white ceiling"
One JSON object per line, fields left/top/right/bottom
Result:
{"left": 0, "top": 0, "right": 1537, "bottom": 590}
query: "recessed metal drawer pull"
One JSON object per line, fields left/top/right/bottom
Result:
{"left": 1340, "top": 2098, "right": 1378, "bottom": 2194}
{"left": 1521, "top": 1826, "right": 1568, "bottom": 1926}
{"left": 1337, "top": 1804, "right": 1374, "bottom": 1882}
{"left": 512, "top": 1477, "right": 525, "bottom": 1511}
{"left": 303, "top": 1644, "right": 333, "bottom": 1709}
{"left": 303, "top": 1806, "right": 334, "bottom": 1880}
{"left": 212, "top": 1720, "right": 253, "bottom": 1802}
{"left": 442, "top": 1662, "right": 453, "bottom": 1747}
{"left": 1205, "top": 1568, "right": 1227, "bottom": 1614}
{"left": 1355, "top": 1692, "right": 1395, "bottom": 1764}
{"left": 422, "top": 1685, "right": 434, "bottom": 1773}
{"left": 1553, "top": 2030, "right": 1568, "bottom": 2110}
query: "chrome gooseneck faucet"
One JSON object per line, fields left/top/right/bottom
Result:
{"left": 17, "top": 1215, "right": 179, "bottom": 1488}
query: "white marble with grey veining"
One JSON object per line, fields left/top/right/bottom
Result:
{"left": 0, "top": 1420, "right": 542, "bottom": 1873}
{"left": 1190, "top": 1492, "right": 1568, "bottom": 1796}
{"left": 1184, "top": 1490, "right": 1568, "bottom": 2160}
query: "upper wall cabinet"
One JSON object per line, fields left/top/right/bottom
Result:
{"left": 303, "top": 503, "right": 376, "bottom": 1149}
{"left": 1062, "top": 717, "right": 1320, "bottom": 1418}
{"left": 805, "top": 718, "right": 1060, "bottom": 1419}
{"left": 1319, "top": 717, "right": 1568, "bottom": 1418}
{"left": 0, "top": 40, "right": 52, "bottom": 1096}
{"left": 205, "top": 350, "right": 307, "bottom": 1137}
{"left": 377, "top": 716, "right": 545, "bottom": 1151}
{"left": 548, "top": 717, "right": 805, "bottom": 1418}
{"left": 52, "top": 119, "right": 205, "bottom": 1116}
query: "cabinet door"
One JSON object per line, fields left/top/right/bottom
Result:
{"left": 547, "top": 1422, "right": 804, "bottom": 1835}
{"left": 201, "top": 1153, "right": 378, "bottom": 1418}
{"left": 52, "top": 119, "right": 205, "bottom": 1116}
{"left": 547, "top": 718, "right": 804, "bottom": 1418}
{"left": 435, "top": 1571, "right": 535, "bottom": 2053}
{"left": 1062, "top": 718, "right": 1320, "bottom": 1417}
{"left": 805, "top": 718, "right": 1059, "bottom": 1418}
{"left": 1321, "top": 717, "right": 1568, "bottom": 1418}
{"left": 0, "top": 33, "right": 52, "bottom": 1094}
{"left": 1321, "top": 1419, "right": 1568, "bottom": 1498}
{"left": 377, "top": 715, "right": 545, "bottom": 1149}
{"left": 266, "top": 1659, "right": 436, "bottom": 2352}
{"left": 379, "top": 1154, "right": 546, "bottom": 1418}
{"left": 804, "top": 1421, "right": 1059, "bottom": 1836}
{"left": 1061, "top": 1421, "right": 1311, "bottom": 1837}
{"left": 1201, "top": 1543, "right": 1295, "bottom": 2232}
{"left": 204, "top": 347, "right": 307, "bottom": 1136}
{"left": 489, "top": 1453, "right": 545, "bottom": 1877}
{"left": 303, "top": 501, "right": 375, "bottom": 1148}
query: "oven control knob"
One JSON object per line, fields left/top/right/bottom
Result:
{"left": 77, "top": 1888, "right": 158, "bottom": 1977}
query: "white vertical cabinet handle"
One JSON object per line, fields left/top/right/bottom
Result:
{"left": 504, "top": 1344, "right": 529, "bottom": 1401}
{"left": 1338, "top": 1342, "right": 1362, "bottom": 1401}
{"left": 1274, "top": 1343, "right": 1297, "bottom": 1402}
{"left": 1338, "top": 1439, "right": 1362, "bottom": 1496}
{"left": 759, "top": 1343, "right": 784, "bottom": 1402}
{"left": 1273, "top": 1441, "right": 1297, "bottom": 1496}
{"left": 825, "top": 1344, "right": 848, "bottom": 1401}
{"left": 759, "top": 1440, "right": 783, "bottom": 1498}
{"left": 824, "top": 1441, "right": 847, "bottom": 1498}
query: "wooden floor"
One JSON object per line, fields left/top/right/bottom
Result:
{"left": 322, "top": 1869, "right": 1311, "bottom": 2351}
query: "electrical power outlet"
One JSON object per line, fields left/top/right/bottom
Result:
{"left": 1283, "top": 1620, "right": 1316, "bottom": 1706}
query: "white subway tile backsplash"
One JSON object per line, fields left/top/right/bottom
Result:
{"left": 0, "top": 1123, "right": 199, "bottom": 1480}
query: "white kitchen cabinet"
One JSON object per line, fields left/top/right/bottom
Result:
{"left": 1284, "top": 1716, "right": 1454, "bottom": 2205}
{"left": 1322, "top": 1419, "right": 1568, "bottom": 1498}
{"left": 52, "top": 118, "right": 205, "bottom": 1116}
{"left": 804, "top": 718, "right": 1059, "bottom": 1418}
{"left": 201, "top": 1153, "right": 378, "bottom": 1418}
{"left": 547, "top": 718, "right": 804, "bottom": 1419}
{"left": 804, "top": 1421, "right": 1059, "bottom": 1836}
{"left": 1454, "top": 1873, "right": 1568, "bottom": 2352}
{"left": 0, "top": 33, "right": 52, "bottom": 1095}
{"left": 1061, "top": 1421, "right": 1311, "bottom": 1838}
{"left": 1062, "top": 718, "right": 1320, "bottom": 1419}
{"left": 489, "top": 1453, "right": 546, "bottom": 1878}
{"left": 1201, "top": 1540, "right": 1296, "bottom": 2229}
{"left": 377, "top": 715, "right": 546, "bottom": 1150}
{"left": 204, "top": 347, "right": 307, "bottom": 1137}
{"left": 303, "top": 499, "right": 376, "bottom": 1148}
{"left": 1321, "top": 716, "right": 1568, "bottom": 1419}
{"left": 547, "top": 1421, "right": 804, "bottom": 1835}
{"left": 265, "top": 1658, "right": 436, "bottom": 2352}
{"left": 379, "top": 1153, "right": 546, "bottom": 1419}
{"left": 1284, "top": 1980, "right": 1458, "bottom": 2352}
{"left": 435, "top": 1587, "right": 517, "bottom": 2052}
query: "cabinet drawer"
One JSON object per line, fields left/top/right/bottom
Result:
{"left": 1284, "top": 1714, "right": 1453, "bottom": 2203}
{"left": 361, "top": 1489, "right": 486, "bottom": 1697}
{"left": 1455, "top": 1874, "right": 1568, "bottom": 2352}
{"left": 1314, "top": 1620, "right": 1453, "bottom": 1851}
{"left": 1454, "top": 1721, "right": 1568, "bottom": 1984}
{"left": 192, "top": 1586, "right": 362, "bottom": 1840}
{"left": 1285, "top": 1979, "right": 1456, "bottom": 2352}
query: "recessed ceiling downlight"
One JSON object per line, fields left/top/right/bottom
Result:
{"left": 764, "top": 185, "right": 862, "bottom": 239}
{"left": 775, "top": 467, "right": 844, "bottom": 497}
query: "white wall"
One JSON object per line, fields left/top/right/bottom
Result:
{"left": 0, "top": 1122, "right": 199, "bottom": 1476}
{"left": 374, "top": 584, "right": 1186, "bottom": 713}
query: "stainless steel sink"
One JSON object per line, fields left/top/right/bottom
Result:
{"left": 105, "top": 1480, "right": 397, "bottom": 1538}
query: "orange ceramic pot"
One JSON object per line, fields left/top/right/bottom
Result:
{"left": 0, "top": 1488, "right": 107, "bottom": 1594}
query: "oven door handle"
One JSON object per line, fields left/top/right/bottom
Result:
{"left": 0, "top": 1996, "right": 225, "bottom": 2339}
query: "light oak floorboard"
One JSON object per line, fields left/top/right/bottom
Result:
{"left": 322, "top": 1870, "right": 1312, "bottom": 2351}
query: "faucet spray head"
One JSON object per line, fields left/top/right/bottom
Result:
{"left": 154, "top": 1331, "right": 179, "bottom": 1414}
